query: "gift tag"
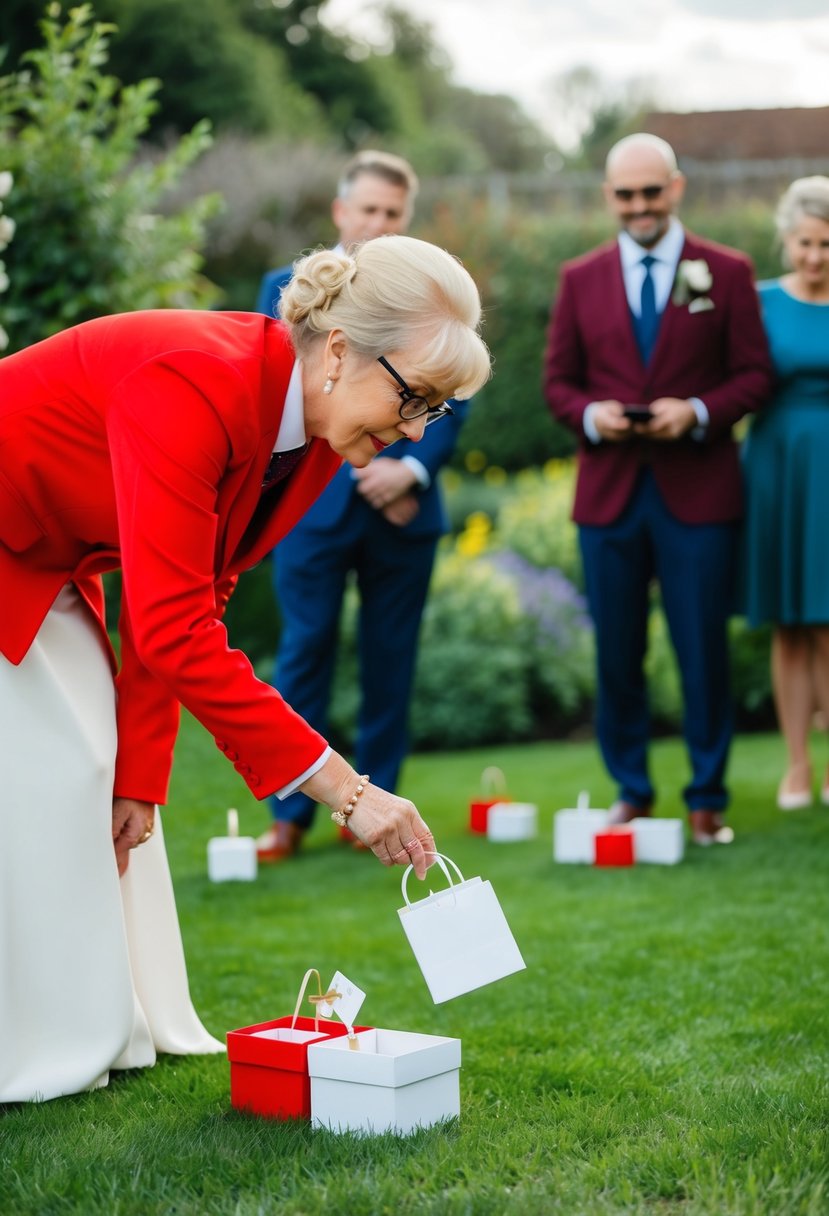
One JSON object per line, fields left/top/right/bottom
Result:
{"left": 317, "top": 970, "right": 366, "bottom": 1027}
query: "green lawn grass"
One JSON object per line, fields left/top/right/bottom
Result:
{"left": 2, "top": 717, "right": 828, "bottom": 1215}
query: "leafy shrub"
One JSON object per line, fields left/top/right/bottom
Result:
{"left": 729, "top": 618, "right": 774, "bottom": 728}
{"left": 487, "top": 550, "right": 593, "bottom": 726}
{"left": 327, "top": 554, "right": 533, "bottom": 751}
{"left": 326, "top": 545, "right": 595, "bottom": 753}
{"left": 0, "top": 4, "right": 220, "bottom": 352}
{"left": 0, "top": 169, "right": 14, "bottom": 350}
{"left": 411, "top": 555, "right": 536, "bottom": 748}
{"left": 493, "top": 462, "right": 583, "bottom": 587}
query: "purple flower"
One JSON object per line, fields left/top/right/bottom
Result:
{"left": 487, "top": 551, "right": 592, "bottom": 646}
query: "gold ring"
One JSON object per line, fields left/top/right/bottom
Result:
{"left": 137, "top": 825, "right": 154, "bottom": 845}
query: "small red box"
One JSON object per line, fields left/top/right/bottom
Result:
{"left": 227, "top": 1015, "right": 369, "bottom": 1119}
{"left": 469, "top": 799, "right": 505, "bottom": 834}
{"left": 593, "top": 830, "right": 635, "bottom": 867}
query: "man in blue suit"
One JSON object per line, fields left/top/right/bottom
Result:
{"left": 255, "top": 150, "right": 468, "bottom": 860}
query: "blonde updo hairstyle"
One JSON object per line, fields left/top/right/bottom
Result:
{"left": 279, "top": 235, "right": 491, "bottom": 400}
{"left": 775, "top": 176, "right": 829, "bottom": 264}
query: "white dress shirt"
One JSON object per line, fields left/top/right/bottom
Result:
{"left": 583, "top": 216, "right": 708, "bottom": 443}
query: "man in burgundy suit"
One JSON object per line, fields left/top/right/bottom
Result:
{"left": 544, "top": 133, "right": 772, "bottom": 844}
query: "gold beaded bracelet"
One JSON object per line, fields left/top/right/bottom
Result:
{"left": 330, "top": 774, "right": 370, "bottom": 827}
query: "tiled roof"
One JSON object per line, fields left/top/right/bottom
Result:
{"left": 642, "top": 107, "right": 829, "bottom": 161}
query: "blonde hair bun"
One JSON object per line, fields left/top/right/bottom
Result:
{"left": 281, "top": 234, "right": 491, "bottom": 401}
{"left": 279, "top": 249, "right": 357, "bottom": 327}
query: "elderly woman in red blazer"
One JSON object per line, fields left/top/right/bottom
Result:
{"left": 0, "top": 234, "right": 490, "bottom": 1103}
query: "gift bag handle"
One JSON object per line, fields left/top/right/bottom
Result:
{"left": 400, "top": 851, "right": 465, "bottom": 907}
{"left": 481, "top": 766, "right": 507, "bottom": 795}
{"left": 289, "top": 968, "right": 341, "bottom": 1033}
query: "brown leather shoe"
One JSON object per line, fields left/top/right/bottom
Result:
{"left": 607, "top": 800, "right": 652, "bottom": 825}
{"left": 256, "top": 820, "right": 304, "bottom": 862}
{"left": 689, "top": 809, "right": 734, "bottom": 846}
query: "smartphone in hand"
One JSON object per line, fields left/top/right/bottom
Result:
{"left": 623, "top": 406, "right": 653, "bottom": 424}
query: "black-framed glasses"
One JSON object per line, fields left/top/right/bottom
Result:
{"left": 378, "top": 356, "right": 454, "bottom": 425}
{"left": 613, "top": 184, "right": 666, "bottom": 202}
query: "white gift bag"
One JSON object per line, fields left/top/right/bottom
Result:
{"left": 397, "top": 853, "right": 526, "bottom": 1004}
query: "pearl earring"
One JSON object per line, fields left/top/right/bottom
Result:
{"left": 323, "top": 377, "right": 334, "bottom": 395}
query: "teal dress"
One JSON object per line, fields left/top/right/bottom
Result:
{"left": 742, "top": 280, "right": 829, "bottom": 626}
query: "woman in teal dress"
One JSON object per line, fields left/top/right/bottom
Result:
{"left": 743, "top": 175, "right": 829, "bottom": 811}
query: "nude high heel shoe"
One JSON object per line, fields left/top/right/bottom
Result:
{"left": 777, "top": 765, "right": 813, "bottom": 811}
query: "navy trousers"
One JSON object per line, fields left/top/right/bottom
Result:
{"left": 270, "top": 496, "right": 437, "bottom": 828}
{"left": 579, "top": 469, "right": 737, "bottom": 813}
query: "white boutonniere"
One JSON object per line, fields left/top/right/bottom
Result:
{"left": 673, "top": 258, "right": 715, "bottom": 312}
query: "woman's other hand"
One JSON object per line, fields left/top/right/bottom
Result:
{"left": 112, "top": 797, "right": 156, "bottom": 876}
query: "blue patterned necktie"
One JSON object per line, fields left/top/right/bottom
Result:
{"left": 261, "top": 443, "right": 308, "bottom": 492}
{"left": 637, "top": 254, "right": 659, "bottom": 364}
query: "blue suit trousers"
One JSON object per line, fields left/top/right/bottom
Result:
{"left": 270, "top": 495, "right": 437, "bottom": 828}
{"left": 579, "top": 469, "right": 737, "bottom": 812}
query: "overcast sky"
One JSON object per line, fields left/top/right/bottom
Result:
{"left": 322, "top": 0, "right": 829, "bottom": 146}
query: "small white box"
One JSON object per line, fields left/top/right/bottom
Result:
{"left": 553, "top": 792, "right": 609, "bottom": 863}
{"left": 308, "top": 1027, "right": 461, "bottom": 1135}
{"left": 630, "top": 817, "right": 684, "bottom": 865}
{"left": 487, "top": 801, "right": 538, "bottom": 841}
{"left": 207, "top": 836, "right": 257, "bottom": 882}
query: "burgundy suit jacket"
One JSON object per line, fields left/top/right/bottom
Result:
{"left": 543, "top": 231, "right": 772, "bottom": 526}
{"left": 0, "top": 310, "right": 342, "bottom": 805}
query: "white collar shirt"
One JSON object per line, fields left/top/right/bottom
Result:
{"left": 618, "top": 216, "right": 685, "bottom": 316}
{"left": 272, "top": 359, "right": 306, "bottom": 455}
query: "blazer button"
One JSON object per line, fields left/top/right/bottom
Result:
{"left": 225, "top": 749, "right": 239, "bottom": 762}
{"left": 216, "top": 741, "right": 228, "bottom": 752}
{"left": 248, "top": 775, "right": 261, "bottom": 788}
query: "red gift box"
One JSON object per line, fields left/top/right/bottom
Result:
{"left": 227, "top": 1014, "right": 368, "bottom": 1119}
{"left": 469, "top": 766, "right": 509, "bottom": 834}
{"left": 227, "top": 967, "right": 370, "bottom": 1119}
{"left": 593, "top": 830, "right": 635, "bottom": 867}
{"left": 469, "top": 799, "right": 503, "bottom": 835}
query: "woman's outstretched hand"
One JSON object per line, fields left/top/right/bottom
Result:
{"left": 300, "top": 754, "right": 436, "bottom": 879}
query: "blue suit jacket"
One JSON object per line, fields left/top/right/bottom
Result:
{"left": 256, "top": 263, "right": 467, "bottom": 538}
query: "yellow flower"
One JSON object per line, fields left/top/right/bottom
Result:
{"left": 464, "top": 449, "right": 487, "bottom": 474}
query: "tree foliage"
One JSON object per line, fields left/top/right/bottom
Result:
{"left": 0, "top": 3, "right": 220, "bottom": 353}
{"left": 0, "top": 1, "right": 556, "bottom": 171}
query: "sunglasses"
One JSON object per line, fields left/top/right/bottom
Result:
{"left": 613, "top": 184, "right": 666, "bottom": 202}
{"left": 377, "top": 356, "right": 454, "bottom": 425}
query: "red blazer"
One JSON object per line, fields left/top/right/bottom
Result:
{"left": 0, "top": 310, "right": 342, "bottom": 805}
{"left": 543, "top": 231, "right": 773, "bottom": 526}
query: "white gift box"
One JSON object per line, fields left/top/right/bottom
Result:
{"left": 630, "top": 817, "right": 684, "bottom": 865}
{"left": 208, "top": 809, "right": 257, "bottom": 882}
{"left": 208, "top": 836, "right": 257, "bottom": 882}
{"left": 553, "top": 791, "right": 609, "bottom": 863}
{"left": 487, "top": 801, "right": 538, "bottom": 842}
{"left": 308, "top": 1027, "right": 461, "bottom": 1135}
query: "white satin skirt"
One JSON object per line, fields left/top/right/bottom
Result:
{"left": 0, "top": 585, "right": 223, "bottom": 1103}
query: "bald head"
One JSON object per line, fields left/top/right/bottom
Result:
{"left": 603, "top": 133, "right": 685, "bottom": 248}
{"left": 605, "top": 134, "right": 677, "bottom": 178}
